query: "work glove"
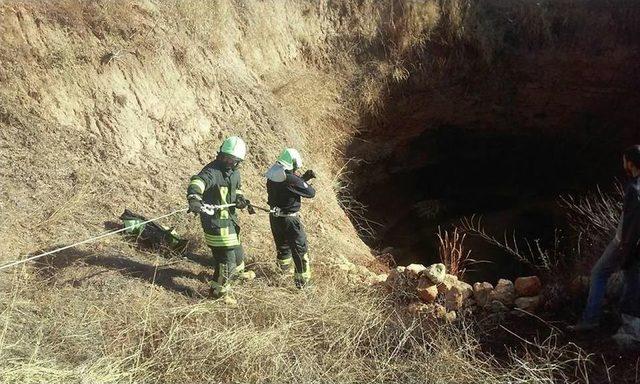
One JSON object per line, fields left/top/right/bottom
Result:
{"left": 187, "top": 197, "right": 202, "bottom": 215}
{"left": 235, "top": 195, "right": 250, "bottom": 210}
{"left": 302, "top": 169, "right": 317, "bottom": 181}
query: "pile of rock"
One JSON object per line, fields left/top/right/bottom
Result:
{"left": 472, "top": 276, "right": 543, "bottom": 315}
{"left": 384, "top": 262, "right": 544, "bottom": 320}
{"left": 386, "top": 263, "right": 473, "bottom": 321}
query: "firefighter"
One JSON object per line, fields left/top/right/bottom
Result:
{"left": 265, "top": 148, "right": 316, "bottom": 288}
{"left": 186, "top": 136, "right": 251, "bottom": 299}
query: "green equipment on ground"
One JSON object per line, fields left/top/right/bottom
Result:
{"left": 119, "top": 209, "right": 188, "bottom": 252}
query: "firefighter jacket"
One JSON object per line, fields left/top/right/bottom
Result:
{"left": 187, "top": 159, "right": 244, "bottom": 248}
{"left": 266, "top": 167, "right": 315, "bottom": 214}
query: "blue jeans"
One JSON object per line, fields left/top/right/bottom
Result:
{"left": 582, "top": 238, "right": 640, "bottom": 324}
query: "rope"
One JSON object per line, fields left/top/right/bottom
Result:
{"left": 0, "top": 208, "right": 189, "bottom": 272}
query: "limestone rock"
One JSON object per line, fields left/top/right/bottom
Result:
{"left": 445, "top": 311, "right": 457, "bottom": 322}
{"left": 489, "top": 279, "right": 515, "bottom": 306}
{"left": 489, "top": 300, "right": 509, "bottom": 313}
{"left": 444, "top": 280, "right": 473, "bottom": 311}
{"left": 433, "top": 303, "right": 448, "bottom": 320}
{"left": 374, "top": 273, "right": 388, "bottom": 284}
{"left": 515, "top": 276, "right": 542, "bottom": 297}
{"left": 405, "top": 263, "right": 427, "bottom": 279}
{"left": 514, "top": 295, "right": 542, "bottom": 313}
{"left": 456, "top": 280, "right": 473, "bottom": 300}
{"left": 424, "top": 263, "right": 446, "bottom": 284}
{"left": 437, "top": 274, "right": 458, "bottom": 295}
{"left": 473, "top": 282, "right": 494, "bottom": 307}
{"left": 367, "top": 273, "right": 388, "bottom": 286}
{"left": 416, "top": 278, "right": 439, "bottom": 303}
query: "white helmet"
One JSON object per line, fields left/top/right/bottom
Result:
{"left": 219, "top": 136, "right": 247, "bottom": 160}
{"left": 277, "top": 148, "right": 303, "bottom": 171}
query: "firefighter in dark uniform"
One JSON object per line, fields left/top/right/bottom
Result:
{"left": 265, "top": 148, "right": 316, "bottom": 288}
{"left": 186, "top": 136, "right": 250, "bottom": 298}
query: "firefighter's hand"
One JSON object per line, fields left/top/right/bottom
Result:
{"left": 302, "top": 169, "right": 316, "bottom": 181}
{"left": 187, "top": 198, "right": 202, "bottom": 215}
{"left": 235, "top": 195, "right": 249, "bottom": 210}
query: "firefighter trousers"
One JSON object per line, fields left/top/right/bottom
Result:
{"left": 209, "top": 245, "right": 245, "bottom": 297}
{"left": 269, "top": 215, "right": 310, "bottom": 288}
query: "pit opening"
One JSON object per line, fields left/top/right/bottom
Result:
{"left": 344, "top": 20, "right": 640, "bottom": 283}
{"left": 347, "top": 125, "right": 625, "bottom": 282}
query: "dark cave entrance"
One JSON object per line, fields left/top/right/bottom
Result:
{"left": 345, "top": 124, "right": 629, "bottom": 283}
{"left": 343, "top": 54, "right": 640, "bottom": 284}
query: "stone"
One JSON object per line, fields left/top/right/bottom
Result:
{"left": 515, "top": 276, "right": 542, "bottom": 297}
{"left": 489, "top": 300, "right": 509, "bottom": 313}
{"left": 445, "top": 289, "right": 464, "bottom": 311}
{"left": 444, "top": 281, "right": 473, "bottom": 311}
{"left": 437, "top": 274, "right": 458, "bottom": 295}
{"left": 416, "top": 278, "right": 439, "bottom": 303}
{"left": 433, "top": 303, "right": 448, "bottom": 320}
{"left": 405, "top": 263, "right": 427, "bottom": 279}
{"left": 424, "top": 263, "right": 447, "bottom": 284}
{"left": 473, "top": 282, "right": 494, "bottom": 307}
{"left": 456, "top": 280, "right": 473, "bottom": 300}
{"left": 369, "top": 273, "right": 388, "bottom": 285}
{"left": 489, "top": 279, "right": 516, "bottom": 306}
{"left": 445, "top": 311, "right": 457, "bottom": 322}
{"left": 514, "top": 295, "right": 542, "bottom": 313}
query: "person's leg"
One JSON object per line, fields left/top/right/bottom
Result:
{"left": 232, "top": 223, "right": 246, "bottom": 274}
{"left": 580, "top": 239, "right": 621, "bottom": 326}
{"left": 270, "top": 215, "right": 293, "bottom": 273}
{"left": 233, "top": 244, "right": 246, "bottom": 274}
{"left": 286, "top": 217, "right": 310, "bottom": 288}
{"left": 620, "top": 263, "right": 640, "bottom": 318}
{"left": 210, "top": 247, "right": 236, "bottom": 298}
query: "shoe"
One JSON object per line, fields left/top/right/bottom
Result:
{"left": 295, "top": 279, "right": 312, "bottom": 289}
{"left": 567, "top": 322, "right": 598, "bottom": 332}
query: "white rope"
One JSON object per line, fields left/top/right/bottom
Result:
{"left": 0, "top": 208, "right": 189, "bottom": 272}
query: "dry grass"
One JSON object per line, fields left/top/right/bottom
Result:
{"left": 561, "top": 185, "right": 623, "bottom": 265}
{"left": 438, "top": 227, "right": 472, "bottom": 278}
{"left": 0, "top": 259, "right": 589, "bottom": 384}
{"left": 460, "top": 215, "right": 560, "bottom": 271}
